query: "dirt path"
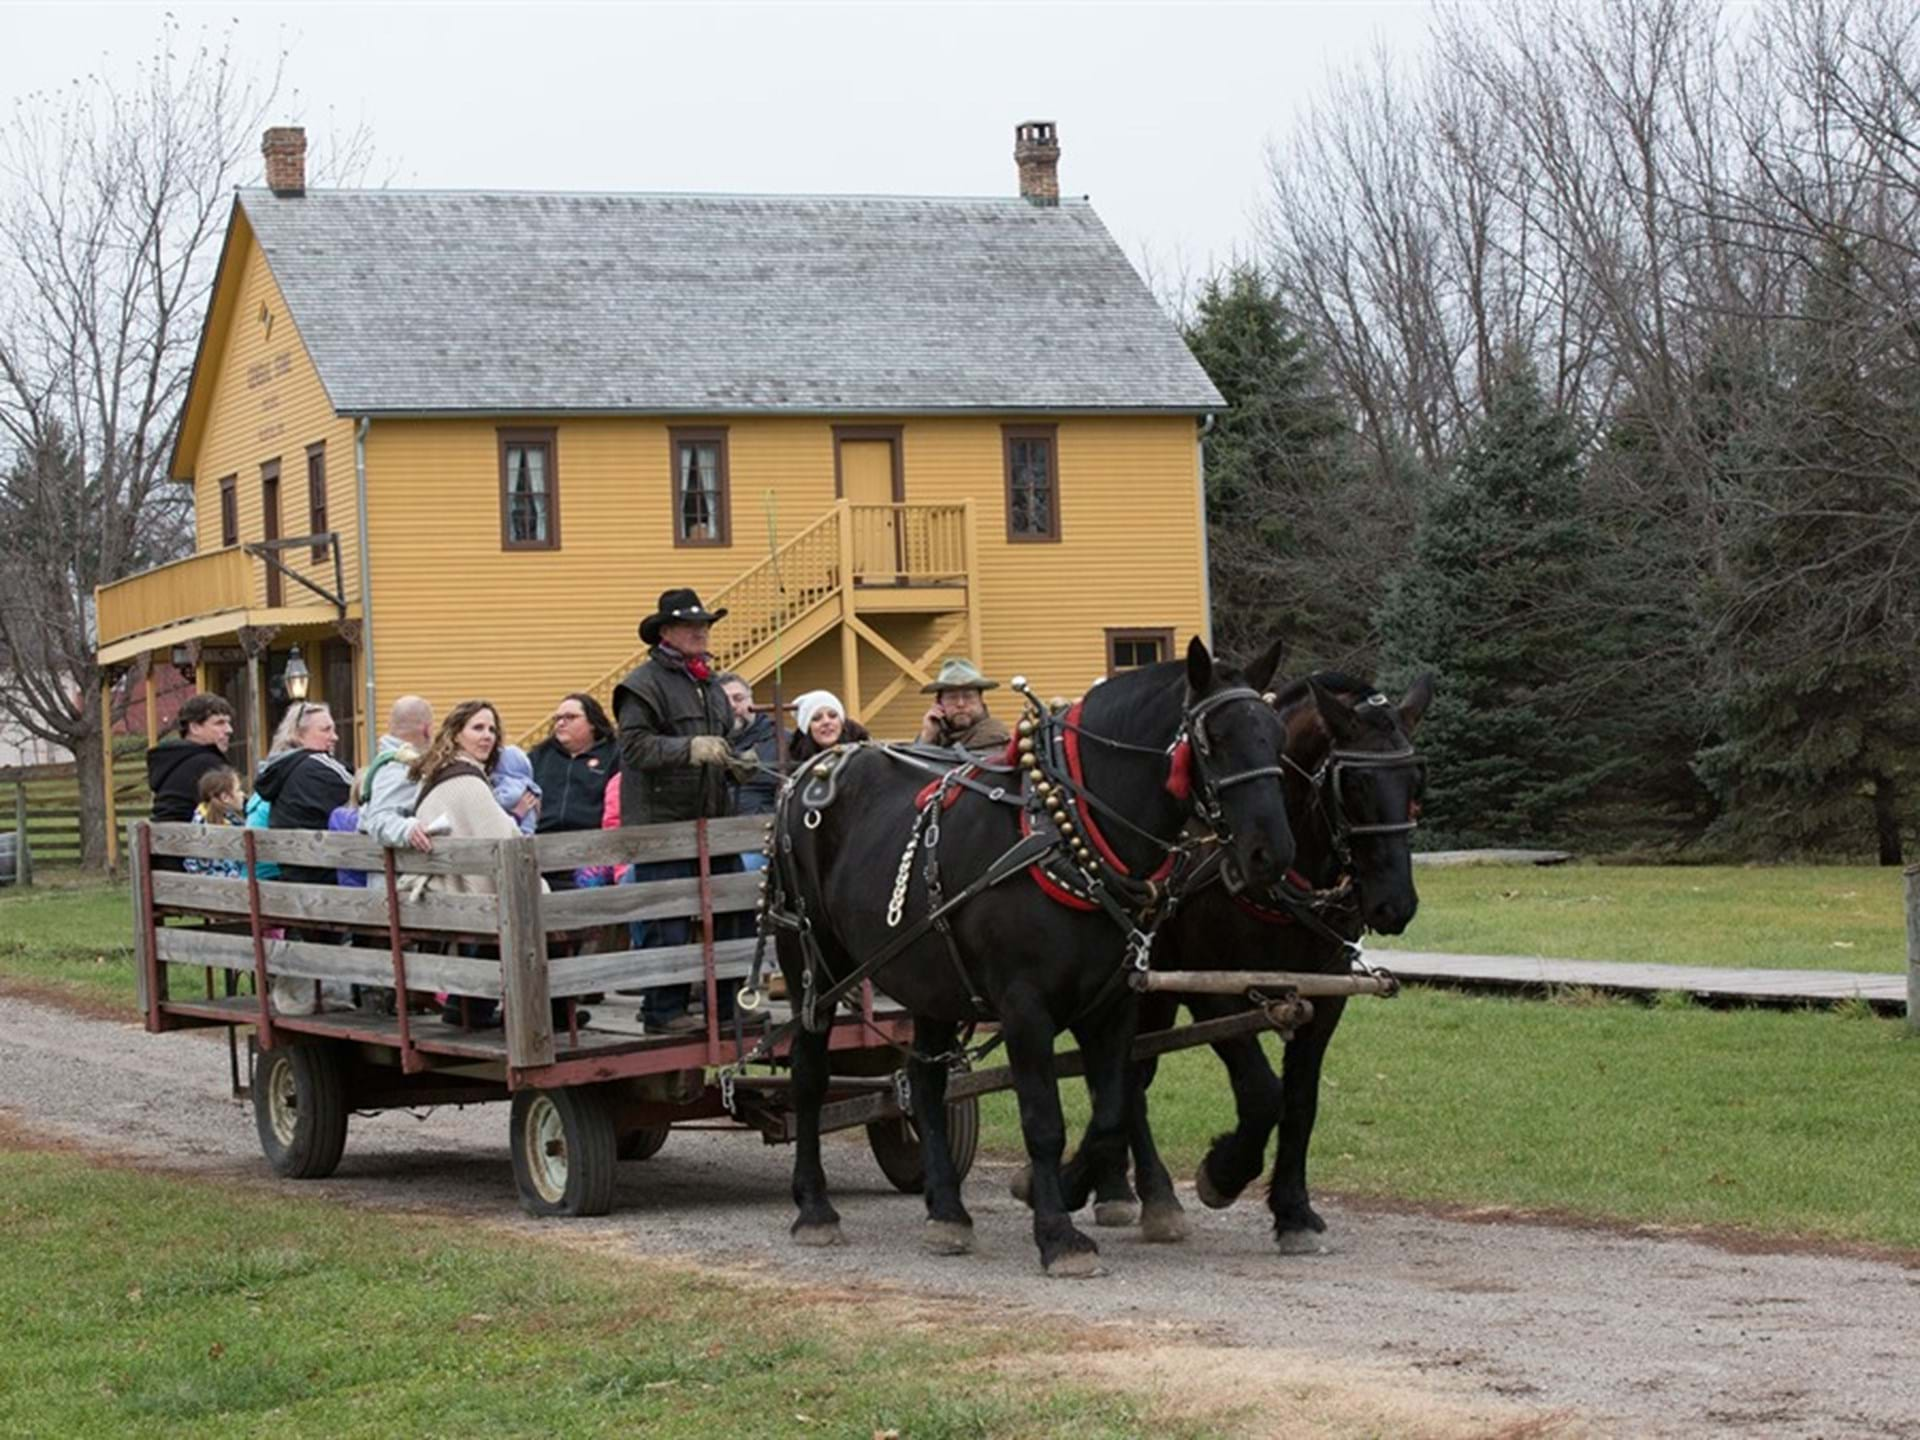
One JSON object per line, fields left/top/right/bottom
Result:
{"left": 4, "top": 992, "right": 1916, "bottom": 1439}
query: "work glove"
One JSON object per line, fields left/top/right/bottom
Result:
{"left": 688, "top": 735, "right": 731, "bottom": 767}
{"left": 721, "top": 750, "right": 762, "bottom": 782}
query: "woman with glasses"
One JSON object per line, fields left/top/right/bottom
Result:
{"left": 255, "top": 701, "right": 355, "bottom": 888}
{"left": 527, "top": 692, "right": 619, "bottom": 892}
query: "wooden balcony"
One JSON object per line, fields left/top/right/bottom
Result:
{"left": 94, "top": 538, "right": 355, "bottom": 664}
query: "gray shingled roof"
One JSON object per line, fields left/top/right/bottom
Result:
{"left": 237, "top": 189, "right": 1223, "bottom": 415}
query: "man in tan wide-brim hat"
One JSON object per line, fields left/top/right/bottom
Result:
{"left": 916, "top": 657, "right": 1012, "bottom": 751}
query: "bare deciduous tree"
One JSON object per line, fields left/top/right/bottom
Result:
{"left": 0, "top": 19, "right": 372, "bottom": 866}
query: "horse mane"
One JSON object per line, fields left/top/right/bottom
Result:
{"left": 1078, "top": 657, "right": 1188, "bottom": 740}
{"left": 1271, "top": 670, "right": 1376, "bottom": 713}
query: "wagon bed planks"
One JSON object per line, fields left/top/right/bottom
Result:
{"left": 158, "top": 993, "right": 702, "bottom": 1065}
{"left": 1378, "top": 949, "right": 1909, "bottom": 1012}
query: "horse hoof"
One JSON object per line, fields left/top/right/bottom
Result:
{"left": 791, "top": 1222, "right": 847, "bottom": 1248}
{"left": 923, "top": 1219, "right": 975, "bottom": 1256}
{"left": 1194, "top": 1161, "right": 1236, "bottom": 1210}
{"left": 1009, "top": 1165, "right": 1033, "bottom": 1206}
{"left": 1044, "top": 1250, "right": 1107, "bottom": 1279}
{"left": 1275, "top": 1228, "right": 1329, "bottom": 1255}
{"left": 1092, "top": 1199, "right": 1140, "bottom": 1228}
{"left": 1140, "top": 1202, "right": 1190, "bottom": 1244}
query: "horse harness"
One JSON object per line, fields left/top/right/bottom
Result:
{"left": 737, "top": 682, "right": 1281, "bottom": 1066}
{"left": 1216, "top": 691, "right": 1425, "bottom": 962}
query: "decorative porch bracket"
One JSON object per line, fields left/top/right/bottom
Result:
{"left": 242, "top": 532, "right": 347, "bottom": 616}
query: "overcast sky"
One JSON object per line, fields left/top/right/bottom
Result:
{"left": 5, "top": 1, "right": 1432, "bottom": 287}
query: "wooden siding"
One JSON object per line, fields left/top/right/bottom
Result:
{"left": 188, "top": 221, "right": 360, "bottom": 615}
{"left": 362, "top": 415, "right": 1206, "bottom": 743}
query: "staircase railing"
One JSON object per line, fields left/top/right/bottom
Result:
{"left": 512, "top": 503, "right": 847, "bottom": 748}
{"left": 512, "top": 500, "right": 974, "bottom": 750}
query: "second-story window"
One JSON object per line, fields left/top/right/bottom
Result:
{"left": 1003, "top": 424, "right": 1060, "bottom": 542}
{"left": 306, "top": 442, "right": 328, "bottom": 562}
{"left": 218, "top": 475, "right": 238, "bottom": 548}
{"left": 670, "top": 427, "right": 730, "bottom": 546}
{"left": 499, "top": 428, "right": 558, "bottom": 550}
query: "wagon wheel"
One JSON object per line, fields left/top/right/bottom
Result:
{"left": 510, "top": 1086, "right": 617, "bottom": 1218}
{"left": 252, "top": 1040, "right": 349, "bottom": 1180}
{"left": 867, "top": 1095, "right": 980, "bottom": 1194}
{"left": 617, "top": 1125, "right": 670, "bottom": 1162}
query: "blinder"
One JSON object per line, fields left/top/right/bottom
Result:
{"left": 1324, "top": 745, "right": 1422, "bottom": 849}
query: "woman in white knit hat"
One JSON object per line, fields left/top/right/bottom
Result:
{"left": 788, "top": 689, "right": 869, "bottom": 763}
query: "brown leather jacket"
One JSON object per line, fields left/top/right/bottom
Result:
{"left": 612, "top": 651, "right": 733, "bottom": 826}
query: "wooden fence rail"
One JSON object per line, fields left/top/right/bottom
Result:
{"left": 135, "top": 815, "right": 772, "bottom": 1072}
{"left": 6, "top": 749, "right": 151, "bottom": 874}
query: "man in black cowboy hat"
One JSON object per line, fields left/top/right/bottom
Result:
{"left": 614, "top": 587, "right": 753, "bottom": 1033}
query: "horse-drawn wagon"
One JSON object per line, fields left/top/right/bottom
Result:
{"left": 129, "top": 813, "right": 983, "bottom": 1216}
{"left": 130, "top": 645, "right": 1427, "bottom": 1276}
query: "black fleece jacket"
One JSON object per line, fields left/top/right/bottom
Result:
{"left": 147, "top": 739, "right": 229, "bottom": 825}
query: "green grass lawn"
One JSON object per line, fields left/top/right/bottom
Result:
{"left": 0, "top": 870, "right": 136, "bottom": 1004}
{"left": 1374, "top": 863, "right": 1907, "bottom": 971}
{"left": 0, "top": 1147, "right": 1229, "bottom": 1440}
{"left": 10, "top": 867, "right": 1920, "bottom": 1251}
{"left": 982, "top": 987, "right": 1920, "bottom": 1250}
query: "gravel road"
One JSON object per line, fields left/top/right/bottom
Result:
{"left": 4, "top": 991, "right": 1916, "bottom": 1438}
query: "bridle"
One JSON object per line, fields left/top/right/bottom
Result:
{"left": 1281, "top": 693, "right": 1423, "bottom": 871}
{"left": 1057, "top": 683, "right": 1287, "bottom": 885}
{"left": 1176, "top": 686, "right": 1290, "bottom": 836}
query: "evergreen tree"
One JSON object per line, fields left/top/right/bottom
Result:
{"left": 1693, "top": 241, "right": 1919, "bottom": 863}
{"left": 1183, "top": 266, "right": 1394, "bottom": 670}
{"left": 1377, "top": 357, "right": 1613, "bottom": 846}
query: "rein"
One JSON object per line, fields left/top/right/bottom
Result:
{"left": 733, "top": 673, "right": 1286, "bottom": 1067}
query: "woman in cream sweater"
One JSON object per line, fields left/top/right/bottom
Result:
{"left": 407, "top": 699, "right": 522, "bottom": 890}
{"left": 407, "top": 700, "right": 536, "bottom": 1025}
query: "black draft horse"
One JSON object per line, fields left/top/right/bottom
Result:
{"left": 770, "top": 638, "right": 1295, "bottom": 1276}
{"left": 1040, "top": 670, "right": 1433, "bottom": 1250}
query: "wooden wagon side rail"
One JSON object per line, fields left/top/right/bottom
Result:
{"left": 132, "top": 815, "right": 777, "bottom": 1077}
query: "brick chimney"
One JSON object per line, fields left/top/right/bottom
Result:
{"left": 262, "top": 126, "right": 307, "bottom": 196}
{"left": 1014, "top": 121, "right": 1060, "bottom": 206}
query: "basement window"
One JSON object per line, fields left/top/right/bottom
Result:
{"left": 1106, "top": 628, "right": 1174, "bottom": 676}
{"left": 670, "top": 428, "right": 731, "bottom": 547}
{"left": 499, "top": 428, "right": 559, "bottom": 550}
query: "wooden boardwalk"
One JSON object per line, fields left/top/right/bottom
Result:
{"left": 1372, "top": 949, "right": 1910, "bottom": 1013}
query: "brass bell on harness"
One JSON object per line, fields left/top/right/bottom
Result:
{"left": 1059, "top": 818, "right": 1077, "bottom": 837}
{"left": 1026, "top": 766, "right": 1044, "bottom": 785}
{"left": 812, "top": 762, "right": 831, "bottom": 778}
{"left": 1018, "top": 718, "right": 1035, "bottom": 737}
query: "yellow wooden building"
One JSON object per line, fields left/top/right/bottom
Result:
{"left": 94, "top": 122, "right": 1223, "bottom": 856}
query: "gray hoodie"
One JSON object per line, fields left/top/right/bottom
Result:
{"left": 357, "top": 734, "right": 424, "bottom": 850}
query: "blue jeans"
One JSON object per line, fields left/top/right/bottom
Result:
{"left": 632, "top": 855, "right": 745, "bottom": 1027}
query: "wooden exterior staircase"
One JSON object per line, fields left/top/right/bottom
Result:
{"left": 515, "top": 500, "right": 978, "bottom": 747}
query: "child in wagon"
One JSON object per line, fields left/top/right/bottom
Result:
{"left": 491, "top": 744, "right": 542, "bottom": 836}
{"left": 183, "top": 766, "right": 246, "bottom": 879}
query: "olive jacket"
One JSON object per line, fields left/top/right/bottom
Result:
{"left": 612, "top": 649, "right": 733, "bottom": 827}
